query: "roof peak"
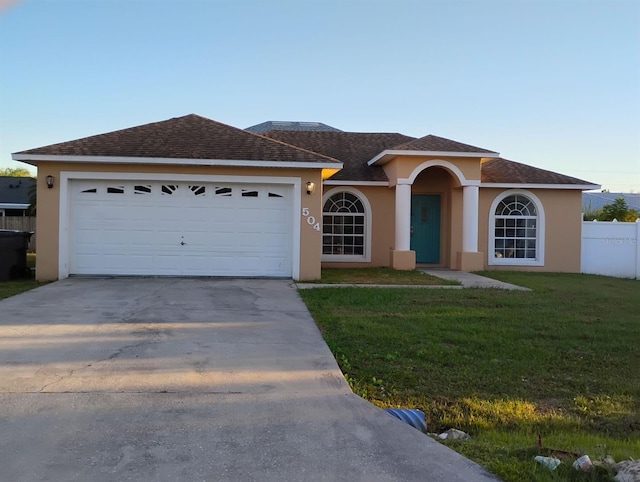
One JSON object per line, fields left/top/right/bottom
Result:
{"left": 392, "top": 134, "right": 497, "bottom": 154}
{"left": 13, "top": 114, "right": 341, "bottom": 165}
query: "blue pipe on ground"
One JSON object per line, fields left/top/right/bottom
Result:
{"left": 383, "top": 408, "right": 427, "bottom": 432}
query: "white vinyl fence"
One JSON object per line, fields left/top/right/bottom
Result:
{"left": 581, "top": 220, "right": 640, "bottom": 279}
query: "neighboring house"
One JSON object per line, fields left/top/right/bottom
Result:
{"left": 12, "top": 114, "right": 599, "bottom": 281}
{"left": 0, "top": 176, "right": 35, "bottom": 216}
{"left": 582, "top": 192, "right": 640, "bottom": 212}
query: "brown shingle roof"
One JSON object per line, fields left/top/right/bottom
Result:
{"left": 392, "top": 134, "right": 497, "bottom": 153}
{"left": 14, "top": 114, "right": 597, "bottom": 187}
{"left": 482, "top": 158, "right": 596, "bottom": 185}
{"left": 262, "top": 130, "right": 415, "bottom": 181}
{"left": 15, "top": 114, "right": 340, "bottom": 164}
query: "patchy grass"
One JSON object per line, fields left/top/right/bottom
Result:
{"left": 305, "top": 267, "right": 459, "bottom": 285}
{"left": 0, "top": 279, "right": 43, "bottom": 300}
{"left": 27, "top": 252, "right": 36, "bottom": 269}
{"left": 299, "top": 273, "right": 640, "bottom": 481}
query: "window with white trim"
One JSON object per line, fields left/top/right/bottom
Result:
{"left": 322, "top": 191, "right": 366, "bottom": 258}
{"left": 489, "top": 191, "right": 544, "bottom": 266}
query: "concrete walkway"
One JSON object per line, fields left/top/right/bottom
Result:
{"left": 420, "top": 268, "right": 530, "bottom": 290}
{"left": 0, "top": 278, "right": 498, "bottom": 482}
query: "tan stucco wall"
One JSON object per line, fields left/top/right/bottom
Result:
{"left": 320, "top": 182, "right": 584, "bottom": 273}
{"left": 35, "top": 166, "right": 60, "bottom": 282}
{"left": 382, "top": 155, "right": 482, "bottom": 186}
{"left": 34, "top": 162, "right": 324, "bottom": 281}
{"left": 300, "top": 170, "right": 324, "bottom": 280}
{"left": 450, "top": 188, "right": 464, "bottom": 267}
{"left": 322, "top": 167, "right": 464, "bottom": 270}
{"left": 35, "top": 157, "right": 585, "bottom": 279}
{"left": 479, "top": 188, "right": 583, "bottom": 272}
{"left": 321, "top": 185, "right": 395, "bottom": 268}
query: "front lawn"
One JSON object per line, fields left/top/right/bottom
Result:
{"left": 299, "top": 272, "right": 640, "bottom": 481}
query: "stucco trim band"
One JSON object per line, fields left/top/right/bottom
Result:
{"left": 368, "top": 150, "right": 499, "bottom": 166}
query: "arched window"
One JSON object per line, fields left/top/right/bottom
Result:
{"left": 322, "top": 189, "right": 371, "bottom": 261}
{"left": 489, "top": 190, "right": 545, "bottom": 266}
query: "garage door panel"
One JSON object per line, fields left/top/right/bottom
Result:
{"left": 261, "top": 215, "right": 290, "bottom": 231}
{"left": 70, "top": 180, "right": 293, "bottom": 277}
{"left": 213, "top": 211, "right": 239, "bottom": 223}
{"left": 74, "top": 229, "right": 106, "bottom": 246}
{"left": 128, "top": 231, "right": 164, "bottom": 246}
{"left": 261, "top": 233, "right": 290, "bottom": 246}
{"left": 75, "top": 254, "right": 156, "bottom": 274}
{"left": 181, "top": 220, "right": 210, "bottom": 232}
{"left": 209, "top": 257, "right": 286, "bottom": 277}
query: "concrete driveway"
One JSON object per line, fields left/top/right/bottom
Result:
{"left": 0, "top": 278, "right": 497, "bottom": 481}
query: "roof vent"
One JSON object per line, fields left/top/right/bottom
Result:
{"left": 245, "top": 121, "right": 343, "bottom": 133}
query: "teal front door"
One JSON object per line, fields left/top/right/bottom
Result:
{"left": 411, "top": 194, "right": 441, "bottom": 263}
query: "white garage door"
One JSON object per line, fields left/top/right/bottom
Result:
{"left": 69, "top": 180, "right": 293, "bottom": 277}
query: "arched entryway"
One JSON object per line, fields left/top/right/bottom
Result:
{"left": 391, "top": 159, "right": 483, "bottom": 271}
{"left": 410, "top": 166, "right": 459, "bottom": 266}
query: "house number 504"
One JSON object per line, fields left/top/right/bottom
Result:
{"left": 302, "top": 208, "right": 321, "bottom": 231}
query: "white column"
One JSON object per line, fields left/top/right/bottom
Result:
{"left": 462, "top": 185, "right": 479, "bottom": 252}
{"left": 395, "top": 182, "right": 412, "bottom": 250}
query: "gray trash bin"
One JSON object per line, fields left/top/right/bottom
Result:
{"left": 0, "top": 230, "right": 34, "bottom": 281}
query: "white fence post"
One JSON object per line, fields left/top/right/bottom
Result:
{"left": 636, "top": 219, "right": 640, "bottom": 280}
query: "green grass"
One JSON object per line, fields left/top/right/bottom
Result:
{"left": 27, "top": 252, "right": 36, "bottom": 269}
{"left": 298, "top": 272, "right": 640, "bottom": 481}
{"left": 0, "top": 279, "right": 42, "bottom": 300}
{"left": 304, "top": 267, "right": 459, "bottom": 285}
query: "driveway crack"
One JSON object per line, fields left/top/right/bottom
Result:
{"left": 120, "top": 280, "right": 181, "bottom": 322}
{"left": 39, "top": 369, "right": 75, "bottom": 392}
{"left": 103, "top": 339, "right": 157, "bottom": 361}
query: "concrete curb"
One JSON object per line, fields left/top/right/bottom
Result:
{"left": 296, "top": 283, "right": 464, "bottom": 289}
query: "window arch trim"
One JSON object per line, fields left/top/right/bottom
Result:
{"left": 322, "top": 187, "right": 372, "bottom": 262}
{"left": 488, "top": 189, "right": 545, "bottom": 266}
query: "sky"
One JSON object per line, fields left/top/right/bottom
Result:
{"left": 0, "top": 0, "right": 639, "bottom": 192}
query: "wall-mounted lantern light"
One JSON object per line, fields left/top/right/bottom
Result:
{"left": 306, "top": 181, "right": 315, "bottom": 195}
{"left": 46, "top": 175, "right": 54, "bottom": 189}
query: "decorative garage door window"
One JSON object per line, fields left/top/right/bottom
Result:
{"left": 322, "top": 191, "right": 366, "bottom": 257}
{"left": 215, "top": 187, "right": 232, "bottom": 197}
{"left": 189, "top": 185, "right": 206, "bottom": 196}
{"left": 76, "top": 184, "right": 288, "bottom": 200}
{"left": 492, "top": 194, "right": 539, "bottom": 261}
{"left": 161, "top": 185, "right": 178, "bottom": 195}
